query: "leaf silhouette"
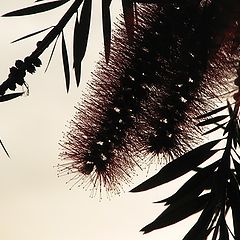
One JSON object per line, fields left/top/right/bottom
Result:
{"left": 102, "top": 0, "right": 112, "bottom": 62}
{"left": 196, "top": 105, "right": 228, "bottom": 119}
{"left": 155, "top": 161, "right": 219, "bottom": 205}
{"left": 122, "top": 0, "right": 134, "bottom": 42}
{"left": 227, "top": 100, "right": 234, "bottom": 117}
{"left": 0, "top": 92, "right": 23, "bottom": 102}
{"left": 219, "top": 217, "right": 229, "bottom": 240}
{"left": 0, "top": 139, "right": 10, "bottom": 158}
{"left": 73, "top": 0, "right": 92, "bottom": 86}
{"left": 197, "top": 115, "right": 229, "bottom": 127}
{"left": 233, "top": 159, "right": 240, "bottom": 183}
{"left": 130, "top": 139, "right": 221, "bottom": 192}
{"left": 3, "top": 0, "right": 70, "bottom": 17}
{"left": 45, "top": 34, "right": 60, "bottom": 72}
{"left": 228, "top": 176, "right": 240, "bottom": 240}
{"left": 61, "top": 32, "right": 70, "bottom": 92}
{"left": 11, "top": 26, "right": 54, "bottom": 44}
{"left": 183, "top": 202, "right": 216, "bottom": 240}
{"left": 203, "top": 121, "right": 228, "bottom": 136}
{"left": 141, "top": 193, "right": 211, "bottom": 233}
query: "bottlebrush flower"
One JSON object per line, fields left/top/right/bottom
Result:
{"left": 58, "top": 1, "right": 240, "bottom": 195}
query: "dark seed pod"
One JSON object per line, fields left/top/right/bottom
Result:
{"left": 59, "top": 1, "right": 240, "bottom": 195}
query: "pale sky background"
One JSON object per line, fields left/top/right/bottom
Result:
{"left": 0, "top": 1, "right": 218, "bottom": 240}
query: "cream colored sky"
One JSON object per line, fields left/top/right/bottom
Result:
{"left": 0, "top": 1, "right": 210, "bottom": 240}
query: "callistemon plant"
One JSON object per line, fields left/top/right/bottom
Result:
{"left": 1, "top": 0, "right": 240, "bottom": 239}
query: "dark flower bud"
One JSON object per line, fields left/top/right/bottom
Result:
{"left": 15, "top": 77, "right": 25, "bottom": 86}
{"left": 15, "top": 60, "right": 25, "bottom": 70}
{"left": 233, "top": 91, "right": 240, "bottom": 101}
{"left": 8, "top": 80, "right": 17, "bottom": 91}
{"left": 36, "top": 41, "right": 42, "bottom": 48}
{"left": 10, "top": 67, "right": 18, "bottom": 75}
{"left": 18, "top": 69, "right": 26, "bottom": 78}
{"left": 32, "top": 57, "right": 42, "bottom": 67}
{"left": 24, "top": 57, "right": 31, "bottom": 64}
{"left": 234, "top": 77, "right": 240, "bottom": 86}
{"left": 24, "top": 57, "right": 36, "bottom": 74}
{"left": 26, "top": 65, "right": 36, "bottom": 74}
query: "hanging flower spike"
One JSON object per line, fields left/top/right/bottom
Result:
{"left": 58, "top": 1, "right": 240, "bottom": 196}
{"left": 58, "top": 4, "right": 161, "bottom": 197}
{"left": 132, "top": 0, "right": 240, "bottom": 163}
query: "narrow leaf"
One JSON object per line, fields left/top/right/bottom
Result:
{"left": 11, "top": 26, "right": 53, "bottom": 43}
{"left": 102, "top": 0, "right": 112, "bottom": 62}
{"left": 233, "top": 159, "right": 240, "bottom": 183}
{"left": 61, "top": 32, "right": 70, "bottom": 92}
{"left": 196, "top": 105, "right": 228, "bottom": 119}
{"left": 0, "top": 140, "right": 10, "bottom": 158}
{"left": 203, "top": 121, "right": 228, "bottom": 136}
{"left": 73, "top": 0, "right": 92, "bottom": 87}
{"left": 73, "top": 14, "right": 80, "bottom": 85}
{"left": 122, "top": 0, "right": 134, "bottom": 42}
{"left": 45, "top": 34, "right": 60, "bottom": 72}
{"left": 155, "top": 161, "right": 219, "bottom": 205}
{"left": 131, "top": 139, "right": 221, "bottom": 192}
{"left": 227, "top": 100, "right": 233, "bottom": 117}
{"left": 219, "top": 217, "right": 229, "bottom": 240}
{"left": 183, "top": 202, "right": 216, "bottom": 240}
{"left": 228, "top": 176, "right": 240, "bottom": 240}
{"left": 235, "top": 121, "right": 240, "bottom": 147}
{"left": 3, "top": 0, "right": 70, "bottom": 17}
{"left": 197, "top": 115, "right": 229, "bottom": 127}
{"left": 141, "top": 193, "right": 210, "bottom": 233}
{"left": 0, "top": 92, "right": 24, "bottom": 102}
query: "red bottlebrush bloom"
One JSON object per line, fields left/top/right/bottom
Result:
{"left": 58, "top": 1, "right": 240, "bottom": 195}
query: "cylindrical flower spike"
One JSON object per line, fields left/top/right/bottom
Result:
{"left": 59, "top": 1, "right": 240, "bottom": 195}
{"left": 133, "top": 0, "right": 240, "bottom": 160}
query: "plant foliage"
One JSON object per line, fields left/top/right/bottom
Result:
{"left": 132, "top": 102, "right": 240, "bottom": 239}
{"left": 0, "top": 1, "right": 240, "bottom": 240}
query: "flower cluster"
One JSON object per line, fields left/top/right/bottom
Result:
{"left": 0, "top": 56, "right": 41, "bottom": 95}
{"left": 59, "top": 0, "right": 240, "bottom": 195}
